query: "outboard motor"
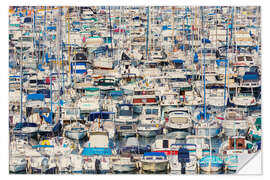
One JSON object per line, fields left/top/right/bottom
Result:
{"left": 178, "top": 147, "right": 190, "bottom": 174}
{"left": 95, "top": 158, "right": 101, "bottom": 174}
{"left": 41, "top": 157, "right": 49, "bottom": 173}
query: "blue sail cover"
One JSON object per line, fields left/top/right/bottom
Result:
{"left": 42, "top": 112, "right": 53, "bottom": 124}
{"left": 27, "top": 93, "right": 45, "bottom": 101}
{"left": 202, "top": 38, "right": 211, "bottom": 43}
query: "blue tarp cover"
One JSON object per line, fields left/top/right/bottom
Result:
{"left": 143, "top": 152, "right": 167, "bottom": 158}
{"left": 27, "top": 93, "right": 45, "bottom": 101}
{"left": 172, "top": 59, "right": 185, "bottom": 64}
{"left": 243, "top": 72, "right": 259, "bottom": 80}
{"left": 81, "top": 147, "right": 112, "bottom": 156}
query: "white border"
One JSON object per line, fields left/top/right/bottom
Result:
{"left": 1, "top": 0, "right": 268, "bottom": 180}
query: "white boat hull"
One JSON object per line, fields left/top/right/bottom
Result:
{"left": 141, "top": 161, "right": 169, "bottom": 172}
{"left": 112, "top": 163, "right": 137, "bottom": 172}
{"left": 65, "top": 130, "right": 87, "bottom": 140}
{"left": 9, "top": 163, "right": 27, "bottom": 173}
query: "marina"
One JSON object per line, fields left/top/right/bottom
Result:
{"left": 8, "top": 6, "right": 261, "bottom": 174}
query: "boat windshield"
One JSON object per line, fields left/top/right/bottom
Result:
{"left": 168, "top": 78, "right": 187, "bottom": 83}
{"left": 145, "top": 109, "right": 159, "bottom": 115}
{"left": 119, "top": 109, "right": 132, "bottom": 116}
{"left": 66, "top": 109, "right": 79, "bottom": 115}
{"left": 187, "top": 138, "right": 207, "bottom": 145}
{"left": 238, "top": 93, "right": 252, "bottom": 97}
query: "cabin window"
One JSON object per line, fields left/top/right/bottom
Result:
{"left": 120, "top": 126, "right": 132, "bottom": 130}
{"left": 237, "top": 56, "right": 244, "bottom": 61}
{"left": 152, "top": 109, "right": 159, "bottom": 115}
{"left": 237, "top": 142, "right": 243, "bottom": 148}
{"left": 163, "top": 140, "right": 169, "bottom": 148}
{"left": 146, "top": 157, "right": 153, "bottom": 160}
{"left": 246, "top": 56, "right": 253, "bottom": 61}
{"left": 156, "top": 157, "right": 163, "bottom": 160}
{"left": 145, "top": 109, "right": 152, "bottom": 115}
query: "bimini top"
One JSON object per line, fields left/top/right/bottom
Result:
{"left": 14, "top": 122, "right": 38, "bottom": 130}
{"left": 27, "top": 93, "right": 44, "bottom": 101}
{"left": 84, "top": 87, "right": 100, "bottom": 92}
{"left": 110, "top": 90, "right": 123, "bottom": 96}
{"left": 143, "top": 152, "right": 167, "bottom": 158}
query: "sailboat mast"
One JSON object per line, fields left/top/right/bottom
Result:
{"left": 20, "top": 23, "right": 23, "bottom": 123}
{"left": 108, "top": 6, "right": 113, "bottom": 57}
{"left": 145, "top": 6, "right": 150, "bottom": 61}
{"left": 200, "top": 7, "right": 206, "bottom": 121}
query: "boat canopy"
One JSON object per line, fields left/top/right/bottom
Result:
{"left": 143, "top": 152, "right": 167, "bottom": 158}
{"left": 84, "top": 87, "right": 100, "bottom": 92}
{"left": 27, "top": 93, "right": 45, "bottom": 101}
{"left": 14, "top": 122, "right": 37, "bottom": 130}
{"left": 109, "top": 90, "right": 123, "bottom": 96}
